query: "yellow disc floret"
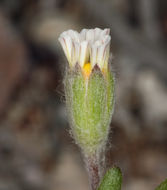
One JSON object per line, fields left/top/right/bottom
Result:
{"left": 82, "top": 63, "right": 92, "bottom": 79}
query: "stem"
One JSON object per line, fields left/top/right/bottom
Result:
{"left": 85, "top": 153, "right": 105, "bottom": 190}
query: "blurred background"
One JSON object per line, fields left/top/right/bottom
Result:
{"left": 0, "top": 0, "right": 167, "bottom": 190}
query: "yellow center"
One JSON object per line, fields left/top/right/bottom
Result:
{"left": 82, "top": 63, "right": 92, "bottom": 79}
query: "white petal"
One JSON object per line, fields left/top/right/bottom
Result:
{"left": 102, "top": 35, "right": 111, "bottom": 44}
{"left": 94, "top": 28, "right": 102, "bottom": 40}
{"left": 65, "top": 36, "right": 73, "bottom": 61}
{"left": 79, "top": 41, "right": 89, "bottom": 67}
{"left": 86, "top": 29, "right": 95, "bottom": 43}
{"left": 71, "top": 42, "right": 79, "bottom": 66}
{"left": 103, "top": 43, "right": 110, "bottom": 69}
{"left": 96, "top": 44, "right": 106, "bottom": 69}
{"left": 68, "top": 30, "right": 80, "bottom": 43}
{"left": 80, "top": 29, "right": 88, "bottom": 41}
{"left": 101, "top": 28, "right": 110, "bottom": 37}
{"left": 90, "top": 44, "right": 98, "bottom": 67}
{"left": 59, "top": 35, "right": 73, "bottom": 64}
{"left": 105, "top": 28, "right": 110, "bottom": 35}
{"left": 58, "top": 37, "right": 69, "bottom": 62}
{"left": 94, "top": 40, "right": 102, "bottom": 46}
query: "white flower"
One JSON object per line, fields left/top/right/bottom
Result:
{"left": 58, "top": 28, "right": 111, "bottom": 73}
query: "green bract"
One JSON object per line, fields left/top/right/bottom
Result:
{"left": 65, "top": 64, "right": 114, "bottom": 155}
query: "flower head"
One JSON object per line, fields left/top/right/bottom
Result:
{"left": 58, "top": 28, "right": 111, "bottom": 78}
{"left": 58, "top": 28, "right": 114, "bottom": 155}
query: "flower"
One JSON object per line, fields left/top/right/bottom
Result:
{"left": 58, "top": 28, "right": 111, "bottom": 79}
{"left": 58, "top": 28, "right": 114, "bottom": 155}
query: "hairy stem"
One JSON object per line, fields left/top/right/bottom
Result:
{"left": 85, "top": 153, "right": 105, "bottom": 190}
